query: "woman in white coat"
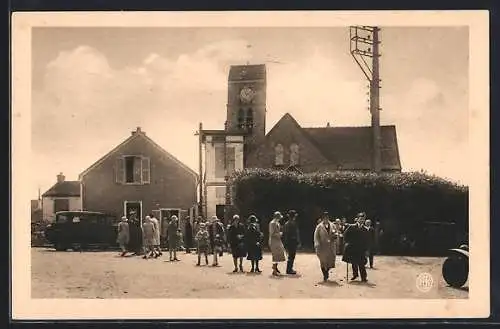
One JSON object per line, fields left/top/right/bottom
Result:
{"left": 314, "top": 212, "right": 338, "bottom": 281}
{"left": 268, "top": 211, "right": 286, "bottom": 276}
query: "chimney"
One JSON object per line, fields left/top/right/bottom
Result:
{"left": 326, "top": 122, "right": 331, "bottom": 127}
{"left": 57, "top": 172, "right": 65, "bottom": 183}
{"left": 131, "top": 127, "right": 143, "bottom": 136}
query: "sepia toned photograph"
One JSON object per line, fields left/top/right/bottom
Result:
{"left": 12, "top": 11, "right": 489, "bottom": 319}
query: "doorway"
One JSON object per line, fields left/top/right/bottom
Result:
{"left": 216, "top": 204, "right": 225, "bottom": 221}
{"left": 160, "top": 208, "right": 181, "bottom": 225}
{"left": 124, "top": 201, "right": 142, "bottom": 224}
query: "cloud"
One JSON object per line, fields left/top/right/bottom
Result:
{"left": 32, "top": 40, "right": 252, "bottom": 194}
{"left": 266, "top": 47, "right": 368, "bottom": 128}
{"left": 381, "top": 77, "right": 469, "bottom": 184}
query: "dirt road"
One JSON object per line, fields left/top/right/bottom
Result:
{"left": 31, "top": 248, "right": 468, "bottom": 299}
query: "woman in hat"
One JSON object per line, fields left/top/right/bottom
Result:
{"left": 269, "top": 211, "right": 286, "bottom": 276}
{"left": 116, "top": 216, "right": 130, "bottom": 257}
{"left": 245, "top": 215, "right": 263, "bottom": 273}
{"left": 195, "top": 222, "right": 210, "bottom": 266}
{"left": 228, "top": 214, "right": 247, "bottom": 272}
{"left": 314, "top": 212, "right": 338, "bottom": 281}
{"left": 141, "top": 216, "right": 156, "bottom": 259}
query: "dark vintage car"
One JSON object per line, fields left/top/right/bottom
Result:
{"left": 44, "top": 211, "right": 119, "bottom": 251}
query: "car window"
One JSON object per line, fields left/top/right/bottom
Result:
{"left": 56, "top": 215, "right": 68, "bottom": 223}
{"left": 86, "top": 215, "right": 99, "bottom": 224}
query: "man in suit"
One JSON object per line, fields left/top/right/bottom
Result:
{"left": 282, "top": 210, "right": 301, "bottom": 275}
{"left": 343, "top": 212, "right": 369, "bottom": 282}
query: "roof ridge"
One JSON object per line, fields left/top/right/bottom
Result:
{"left": 304, "top": 125, "right": 396, "bottom": 129}
{"left": 42, "top": 181, "right": 81, "bottom": 197}
{"left": 78, "top": 132, "right": 138, "bottom": 180}
{"left": 79, "top": 130, "right": 198, "bottom": 181}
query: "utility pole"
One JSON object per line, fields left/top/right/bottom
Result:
{"left": 223, "top": 121, "right": 231, "bottom": 226}
{"left": 196, "top": 122, "right": 204, "bottom": 218}
{"left": 350, "top": 26, "right": 382, "bottom": 173}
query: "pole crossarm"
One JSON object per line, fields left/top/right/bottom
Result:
{"left": 349, "top": 25, "right": 380, "bottom": 82}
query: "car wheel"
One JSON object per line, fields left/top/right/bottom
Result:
{"left": 442, "top": 255, "right": 468, "bottom": 288}
{"left": 55, "top": 243, "right": 67, "bottom": 251}
{"left": 72, "top": 244, "right": 82, "bottom": 251}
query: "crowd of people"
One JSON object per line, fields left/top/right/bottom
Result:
{"left": 115, "top": 209, "right": 379, "bottom": 282}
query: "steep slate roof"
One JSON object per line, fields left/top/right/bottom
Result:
{"left": 78, "top": 128, "right": 198, "bottom": 181}
{"left": 228, "top": 64, "right": 266, "bottom": 81}
{"left": 42, "top": 181, "right": 81, "bottom": 197}
{"left": 303, "top": 126, "right": 401, "bottom": 170}
{"left": 264, "top": 113, "right": 401, "bottom": 171}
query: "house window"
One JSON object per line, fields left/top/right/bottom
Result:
{"left": 215, "top": 145, "right": 235, "bottom": 178}
{"left": 214, "top": 145, "right": 225, "bottom": 179}
{"left": 246, "top": 108, "right": 254, "bottom": 131}
{"left": 290, "top": 143, "right": 300, "bottom": 166}
{"left": 275, "top": 144, "right": 284, "bottom": 166}
{"left": 116, "top": 156, "right": 150, "bottom": 184}
{"left": 215, "top": 187, "right": 226, "bottom": 201}
{"left": 54, "top": 198, "right": 69, "bottom": 213}
{"left": 237, "top": 108, "right": 245, "bottom": 129}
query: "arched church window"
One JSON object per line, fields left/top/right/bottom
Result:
{"left": 275, "top": 144, "right": 284, "bottom": 166}
{"left": 237, "top": 108, "right": 245, "bottom": 129}
{"left": 246, "top": 108, "right": 254, "bottom": 131}
{"left": 290, "top": 143, "right": 300, "bottom": 165}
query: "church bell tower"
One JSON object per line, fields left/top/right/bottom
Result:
{"left": 225, "top": 64, "right": 266, "bottom": 154}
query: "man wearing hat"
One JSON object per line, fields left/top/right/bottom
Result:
{"left": 127, "top": 210, "right": 142, "bottom": 255}
{"left": 342, "top": 212, "right": 369, "bottom": 282}
{"left": 313, "top": 211, "right": 338, "bottom": 281}
{"left": 283, "top": 210, "right": 301, "bottom": 275}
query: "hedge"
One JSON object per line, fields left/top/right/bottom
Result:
{"left": 229, "top": 169, "right": 469, "bottom": 256}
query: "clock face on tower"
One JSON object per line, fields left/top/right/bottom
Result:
{"left": 239, "top": 86, "right": 255, "bottom": 103}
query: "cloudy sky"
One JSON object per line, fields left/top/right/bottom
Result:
{"left": 31, "top": 26, "right": 469, "bottom": 198}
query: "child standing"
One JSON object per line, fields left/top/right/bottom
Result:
{"left": 176, "top": 228, "right": 184, "bottom": 252}
{"left": 195, "top": 222, "right": 210, "bottom": 266}
{"left": 209, "top": 216, "right": 225, "bottom": 266}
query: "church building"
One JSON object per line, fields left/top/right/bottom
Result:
{"left": 200, "top": 64, "right": 401, "bottom": 220}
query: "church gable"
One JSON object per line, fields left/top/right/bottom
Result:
{"left": 245, "top": 113, "right": 330, "bottom": 169}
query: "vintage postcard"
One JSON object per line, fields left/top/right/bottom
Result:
{"left": 12, "top": 10, "right": 489, "bottom": 319}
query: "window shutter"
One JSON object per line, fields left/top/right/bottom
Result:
{"left": 142, "top": 157, "right": 151, "bottom": 184}
{"left": 115, "top": 157, "right": 125, "bottom": 184}
{"left": 133, "top": 157, "right": 142, "bottom": 183}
